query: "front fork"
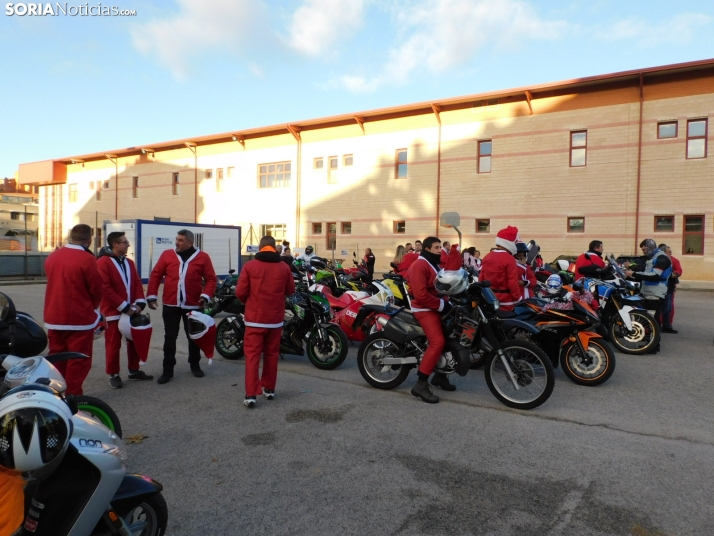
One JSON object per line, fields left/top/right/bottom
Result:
{"left": 480, "top": 313, "right": 521, "bottom": 391}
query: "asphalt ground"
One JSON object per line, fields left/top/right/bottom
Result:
{"left": 1, "top": 284, "right": 712, "bottom": 536}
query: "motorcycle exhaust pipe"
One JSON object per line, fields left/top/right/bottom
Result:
{"left": 376, "top": 316, "right": 389, "bottom": 328}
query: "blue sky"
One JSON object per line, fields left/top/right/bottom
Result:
{"left": 1, "top": 0, "right": 713, "bottom": 178}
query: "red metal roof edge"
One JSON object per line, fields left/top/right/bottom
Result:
{"left": 46, "top": 57, "right": 714, "bottom": 165}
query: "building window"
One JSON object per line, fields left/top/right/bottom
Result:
{"left": 312, "top": 223, "right": 322, "bottom": 234}
{"left": 478, "top": 141, "right": 492, "bottom": 173}
{"left": 395, "top": 149, "right": 407, "bottom": 179}
{"left": 89, "top": 181, "right": 94, "bottom": 190}
{"left": 132, "top": 176, "right": 139, "bottom": 198}
{"left": 683, "top": 215, "right": 704, "bottom": 255}
{"left": 216, "top": 168, "right": 224, "bottom": 192}
{"left": 657, "top": 122, "right": 677, "bottom": 139}
{"left": 686, "top": 119, "right": 707, "bottom": 159}
{"left": 260, "top": 224, "right": 287, "bottom": 242}
{"left": 314, "top": 158, "right": 323, "bottom": 169}
{"left": 103, "top": 180, "right": 110, "bottom": 189}
{"left": 226, "top": 166, "right": 234, "bottom": 178}
{"left": 476, "top": 219, "right": 490, "bottom": 233}
{"left": 568, "top": 217, "right": 585, "bottom": 233}
{"left": 205, "top": 169, "right": 213, "bottom": 179}
{"left": 343, "top": 155, "right": 353, "bottom": 166}
{"left": 327, "top": 156, "right": 339, "bottom": 184}
{"left": 172, "top": 172, "right": 180, "bottom": 195}
{"left": 327, "top": 222, "right": 337, "bottom": 250}
{"left": 10, "top": 212, "right": 20, "bottom": 220}
{"left": 654, "top": 215, "right": 674, "bottom": 232}
{"left": 394, "top": 221, "right": 406, "bottom": 234}
{"left": 259, "top": 162, "right": 291, "bottom": 188}
{"left": 342, "top": 222, "right": 351, "bottom": 234}
{"left": 95, "top": 227, "right": 102, "bottom": 251}
{"left": 26, "top": 213, "right": 36, "bottom": 222}
{"left": 96, "top": 183, "right": 102, "bottom": 201}
{"left": 570, "top": 131, "right": 587, "bottom": 167}
{"left": 69, "top": 183, "right": 78, "bottom": 203}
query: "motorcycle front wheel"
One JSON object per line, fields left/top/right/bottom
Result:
{"left": 357, "top": 332, "right": 411, "bottom": 389}
{"left": 307, "top": 325, "right": 349, "bottom": 370}
{"left": 560, "top": 338, "right": 616, "bottom": 386}
{"left": 608, "top": 310, "right": 660, "bottom": 355}
{"left": 121, "top": 493, "right": 169, "bottom": 536}
{"left": 484, "top": 340, "right": 554, "bottom": 410}
{"left": 214, "top": 317, "right": 245, "bottom": 360}
{"left": 74, "top": 395, "right": 122, "bottom": 438}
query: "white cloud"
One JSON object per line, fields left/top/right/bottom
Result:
{"left": 131, "top": 0, "right": 270, "bottom": 80}
{"left": 334, "top": 0, "right": 569, "bottom": 92}
{"left": 288, "top": 0, "right": 366, "bottom": 56}
{"left": 600, "top": 13, "right": 712, "bottom": 48}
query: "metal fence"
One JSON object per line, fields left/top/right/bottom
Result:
{"left": 0, "top": 251, "right": 49, "bottom": 278}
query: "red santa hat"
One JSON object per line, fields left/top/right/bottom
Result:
{"left": 119, "top": 313, "right": 153, "bottom": 366}
{"left": 444, "top": 244, "right": 463, "bottom": 271}
{"left": 187, "top": 311, "right": 216, "bottom": 365}
{"left": 495, "top": 226, "right": 519, "bottom": 255}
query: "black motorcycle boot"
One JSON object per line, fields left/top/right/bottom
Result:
{"left": 431, "top": 373, "right": 456, "bottom": 391}
{"left": 157, "top": 366, "right": 174, "bottom": 384}
{"left": 411, "top": 380, "right": 439, "bottom": 404}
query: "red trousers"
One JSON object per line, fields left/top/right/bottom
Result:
{"left": 414, "top": 311, "right": 445, "bottom": 376}
{"left": 48, "top": 329, "right": 94, "bottom": 396}
{"left": 243, "top": 326, "right": 282, "bottom": 397}
{"left": 104, "top": 320, "right": 140, "bottom": 375}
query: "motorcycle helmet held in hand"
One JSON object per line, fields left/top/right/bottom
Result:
{"left": 545, "top": 274, "right": 563, "bottom": 295}
{"left": 130, "top": 313, "right": 151, "bottom": 327}
{"left": 0, "top": 384, "right": 73, "bottom": 481}
{"left": 435, "top": 268, "right": 469, "bottom": 296}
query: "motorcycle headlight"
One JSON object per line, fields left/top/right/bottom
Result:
{"left": 103, "top": 432, "right": 128, "bottom": 462}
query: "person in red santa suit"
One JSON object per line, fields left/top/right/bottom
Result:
{"left": 147, "top": 229, "right": 218, "bottom": 384}
{"left": 406, "top": 236, "right": 454, "bottom": 404}
{"left": 514, "top": 242, "right": 537, "bottom": 301}
{"left": 574, "top": 240, "right": 608, "bottom": 280}
{"left": 97, "top": 231, "right": 153, "bottom": 389}
{"left": 478, "top": 226, "right": 522, "bottom": 311}
{"left": 236, "top": 235, "right": 295, "bottom": 408}
{"left": 43, "top": 224, "right": 103, "bottom": 395}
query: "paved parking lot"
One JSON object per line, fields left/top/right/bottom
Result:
{"left": 1, "top": 284, "right": 713, "bottom": 535}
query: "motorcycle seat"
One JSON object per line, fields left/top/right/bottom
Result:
{"left": 495, "top": 310, "right": 516, "bottom": 319}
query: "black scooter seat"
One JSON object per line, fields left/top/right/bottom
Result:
{"left": 495, "top": 310, "right": 516, "bottom": 319}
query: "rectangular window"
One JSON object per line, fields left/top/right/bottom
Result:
{"left": 328, "top": 156, "right": 338, "bottom": 184}
{"left": 476, "top": 219, "right": 490, "bottom": 233}
{"left": 327, "top": 222, "right": 337, "bottom": 250}
{"left": 343, "top": 155, "right": 353, "bottom": 166}
{"left": 89, "top": 181, "right": 94, "bottom": 190}
{"left": 216, "top": 168, "right": 224, "bottom": 192}
{"left": 568, "top": 217, "right": 585, "bottom": 233}
{"left": 683, "top": 215, "right": 704, "bottom": 255}
{"left": 341, "top": 222, "right": 351, "bottom": 234}
{"left": 314, "top": 157, "right": 323, "bottom": 169}
{"left": 69, "top": 183, "right": 78, "bottom": 203}
{"left": 570, "top": 131, "right": 587, "bottom": 167}
{"left": 394, "top": 221, "right": 406, "bottom": 234}
{"left": 96, "top": 183, "right": 102, "bottom": 201}
{"left": 654, "top": 215, "right": 674, "bottom": 232}
{"left": 172, "top": 172, "right": 180, "bottom": 195}
{"left": 478, "top": 140, "right": 492, "bottom": 173}
{"left": 260, "top": 224, "right": 287, "bottom": 242}
{"left": 132, "top": 176, "right": 139, "bottom": 198}
{"left": 25, "top": 213, "right": 36, "bottom": 222}
{"left": 686, "top": 119, "right": 707, "bottom": 159}
{"left": 258, "top": 161, "right": 291, "bottom": 188}
{"left": 205, "top": 169, "right": 213, "bottom": 179}
{"left": 226, "top": 166, "right": 234, "bottom": 178}
{"left": 395, "top": 149, "right": 407, "bottom": 179}
{"left": 103, "top": 180, "right": 110, "bottom": 189}
{"left": 312, "top": 223, "right": 322, "bottom": 234}
{"left": 10, "top": 212, "right": 20, "bottom": 220}
{"left": 95, "top": 227, "right": 102, "bottom": 251}
{"left": 658, "top": 122, "right": 678, "bottom": 139}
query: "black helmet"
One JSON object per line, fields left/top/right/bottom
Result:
{"left": 305, "top": 245, "right": 314, "bottom": 254}
{"left": 0, "top": 313, "right": 48, "bottom": 357}
{"left": 130, "top": 313, "right": 151, "bottom": 327}
{"left": 310, "top": 257, "right": 327, "bottom": 270}
{"left": 515, "top": 242, "right": 528, "bottom": 255}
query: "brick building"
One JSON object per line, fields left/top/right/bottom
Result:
{"left": 16, "top": 58, "right": 714, "bottom": 279}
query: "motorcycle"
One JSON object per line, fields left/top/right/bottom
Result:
{"left": 357, "top": 280, "right": 555, "bottom": 410}
{"left": 210, "top": 269, "right": 248, "bottom": 360}
{"left": 0, "top": 293, "right": 123, "bottom": 436}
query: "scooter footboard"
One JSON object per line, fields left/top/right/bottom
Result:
{"left": 110, "top": 474, "right": 163, "bottom": 515}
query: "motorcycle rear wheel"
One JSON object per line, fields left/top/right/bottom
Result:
{"left": 121, "top": 492, "right": 168, "bottom": 536}
{"left": 357, "top": 332, "right": 411, "bottom": 389}
{"left": 484, "top": 340, "right": 554, "bottom": 410}
{"left": 307, "top": 325, "right": 349, "bottom": 370}
{"left": 560, "top": 338, "right": 616, "bottom": 386}
{"left": 74, "top": 395, "right": 122, "bottom": 438}
{"left": 608, "top": 310, "right": 660, "bottom": 355}
{"left": 215, "top": 317, "right": 245, "bottom": 360}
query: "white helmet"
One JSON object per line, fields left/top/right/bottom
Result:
{"left": 0, "top": 385, "right": 73, "bottom": 481}
{"left": 435, "top": 269, "right": 469, "bottom": 296}
{"left": 545, "top": 274, "right": 563, "bottom": 295}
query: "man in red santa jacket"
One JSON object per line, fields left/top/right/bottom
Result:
{"left": 43, "top": 224, "right": 103, "bottom": 395}
{"left": 479, "top": 226, "right": 522, "bottom": 310}
{"left": 406, "top": 236, "right": 454, "bottom": 404}
{"left": 97, "top": 231, "right": 152, "bottom": 389}
{"left": 574, "top": 240, "right": 607, "bottom": 280}
{"left": 147, "top": 229, "right": 217, "bottom": 384}
{"left": 514, "top": 242, "right": 537, "bottom": 301}
{"left": 236, "top": 235, "right": 295, "bottom": 408}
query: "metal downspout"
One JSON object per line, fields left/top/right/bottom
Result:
{"left": 634, "top": 73, "right": 644, "bottom": 253}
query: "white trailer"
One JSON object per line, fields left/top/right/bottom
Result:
{"left": 103, "top": 220, "right": 241, "bottom": 282}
